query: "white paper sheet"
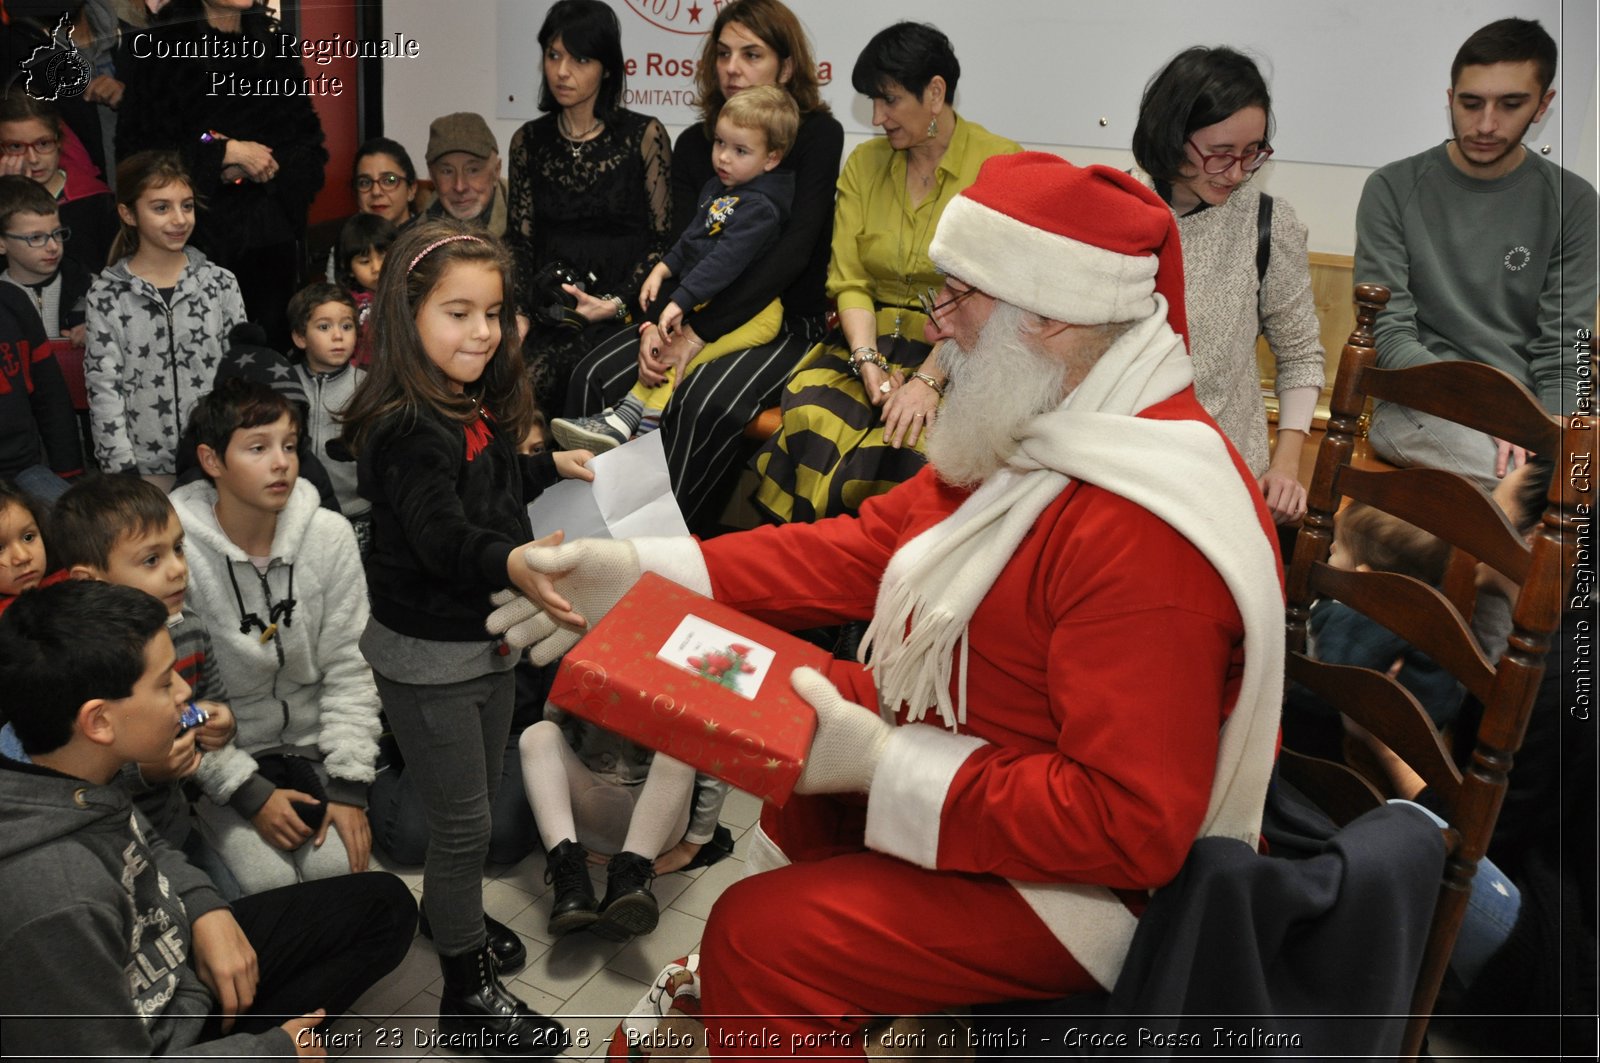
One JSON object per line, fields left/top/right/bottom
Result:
{"left": 526, "top": 431, "right": 690, "bottom": 542}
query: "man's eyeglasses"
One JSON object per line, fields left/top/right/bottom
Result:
{"left": 0, "top": 136, "right": 60, "bottom": 157}
{"left": 355, "top": 172, "right": 407, "bottom": 192}
{"left": 1, "top": 226, "right": 71, "bottom": 248}
{"left": 918, "top": 283, "right": 979, "bottom": 329}
{"left": 1186, "top": 140, "right": 1274, "bottom": 175}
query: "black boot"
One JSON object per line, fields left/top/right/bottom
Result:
{"left": 438, "top": 945, "right": 567, "bottom": 1058}
{"left": 594, "top": 851, "right": 658, "bottom": 941}
{"left": 418, "top": 903, "right": 528, "bottom": 975}
{"left": 544, "top": 839, "right": 598, "bottom": 937}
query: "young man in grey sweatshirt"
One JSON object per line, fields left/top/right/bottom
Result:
{"left": 1354, "top": 16, "right": 1598, "bottom": 490}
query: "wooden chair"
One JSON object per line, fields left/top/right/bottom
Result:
{"left": 1282, "top": 283, "right": 1590, "bottom": 1058}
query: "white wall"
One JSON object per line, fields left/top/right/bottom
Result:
{"left": 383, "top": 0, "right": 1600, "bottom": 258}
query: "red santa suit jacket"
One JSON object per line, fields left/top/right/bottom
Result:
{"left": 699, "top": 396, "right": 1249, "bottom": 894}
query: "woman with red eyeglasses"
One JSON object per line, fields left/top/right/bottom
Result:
{"left": 0, "top": 92, "right": 117, "bottom": 273}
{"left": 1132, "top": 46, "right": 1325, "bottom": 527}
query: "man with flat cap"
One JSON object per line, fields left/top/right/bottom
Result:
{"left": 425, "top": 112, "right": 509, "bottom": 237}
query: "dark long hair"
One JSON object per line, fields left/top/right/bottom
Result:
{"left": 692, "top": 0, "right": 828, "bottom": 130}
{"left": 536, "top": 0, "right": 627, "bottom": 119}
{"left": 1132, "top": 46, "right": 1274, "bottom": 185}
{"left": 340, "top": 218, "right": 532, "bottom": 455}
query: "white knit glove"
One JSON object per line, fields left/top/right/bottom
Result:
{"left": 486, "top": 589, "right": 556, "bottom": 649}
{"left": 487, "top": 539, "right": 642, "bottom": 666}
{"left": 791, "top": 667, "right": 893, "bottom": 795}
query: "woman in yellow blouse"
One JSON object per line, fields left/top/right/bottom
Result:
{"left": 752, "top": 21, "right": 1019, "bottom": 523}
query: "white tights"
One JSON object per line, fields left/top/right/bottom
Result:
{"left": 518, "top": 719, "right": 693, "bottom": 857}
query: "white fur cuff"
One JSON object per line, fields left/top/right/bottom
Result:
{"left": 634, "top": 537, "right": 711, "bottom": 596}
{"left": 865, "top": 724, "right": 985, "bottom": 867}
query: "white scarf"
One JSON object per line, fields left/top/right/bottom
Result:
{"left": 859, "top": 300, "right": 1284, "bottom": 849}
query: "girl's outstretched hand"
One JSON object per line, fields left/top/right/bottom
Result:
{"left": 506, "top": 531, "right": 571, "bottom": 624}
{"left": 555, "top": 449, "right": 596, "bottom": 481}
{"left": 498, "top": 536, "right": 643, "bottom": 662}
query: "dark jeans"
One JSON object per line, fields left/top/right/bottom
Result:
{"left": 203, "top": 871, "right": 417, "bottom": 1034}
{"left": 368, "top": 661, "right": 551, "bottom": 868}
{"left": 374, "top": 669, "right": 516, "bottom": 956}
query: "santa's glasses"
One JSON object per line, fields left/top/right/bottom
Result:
{"left": 917, "top": 284, "right": 980, "bottom": 330}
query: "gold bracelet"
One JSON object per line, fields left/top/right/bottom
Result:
{"left": 910, "top": 371, "right": 947, "bottom": 396}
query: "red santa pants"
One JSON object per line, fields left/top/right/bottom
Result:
{"left": 698, "top": 795, "right": 1100, "bottom": 1059}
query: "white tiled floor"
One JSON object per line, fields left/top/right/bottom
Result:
{"left": 335, "top": 783, "right": 1496, "bottom": 1061}
{"left": 338, "top": 787, "right": 764, "bottom": 1060}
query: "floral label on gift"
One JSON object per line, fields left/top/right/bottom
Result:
{"left": 656, "top": 615, "right": 776, "bottom": 700}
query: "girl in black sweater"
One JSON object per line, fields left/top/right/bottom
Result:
{"left": 342, "top": 219, "right": 592, "bottom": 1056}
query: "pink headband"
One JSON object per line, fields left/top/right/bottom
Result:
{"left": 407, "top": 234, "right": 490, "bottom": 275}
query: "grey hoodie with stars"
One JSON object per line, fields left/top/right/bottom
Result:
{"left": 84, "top": 246, "right": 246, "bottom": 476}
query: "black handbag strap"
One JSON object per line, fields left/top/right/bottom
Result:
{"left": 1256, "top": 192, "right": 1274, "bottom": 286}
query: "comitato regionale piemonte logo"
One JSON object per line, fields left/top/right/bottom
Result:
{"left": 20, "top": 13, "right": 93, "bottom": 101}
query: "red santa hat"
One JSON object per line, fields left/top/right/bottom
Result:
{"left": 929, "top": 152, "right": 1188, "bottom": 344}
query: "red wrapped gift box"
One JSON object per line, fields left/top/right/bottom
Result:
{"left": 548, "top": 572, "right": 828, "bottom": 804}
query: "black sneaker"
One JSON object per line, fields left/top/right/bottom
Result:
{"left": 544, "top": 839, "right": 598, "bottom": 937}
{"left": 594, "top": 851, "right": 658, "bottom": 941}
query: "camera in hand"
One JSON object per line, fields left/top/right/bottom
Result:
{"left": 529, "top": 260, "right": 598, "bottom": 331}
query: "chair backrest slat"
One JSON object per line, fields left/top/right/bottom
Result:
{"left": 1307, "top": 564, "right": 1496, "bottom": 703}
{"left": 1361, "top": 363, "right": 1562, "bottom": 455}
{"left": 1287, "top": 653, "right": 1464, "bottom": 804}
{"left": 1334, "top": 465, "right": 1533, "bottom": 584}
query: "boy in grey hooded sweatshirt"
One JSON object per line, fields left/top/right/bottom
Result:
{"left": 0, "top": 580, "right": 415, "bottom": 1058}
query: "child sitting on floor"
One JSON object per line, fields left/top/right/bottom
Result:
{"left": 0, "top": 479, "right": 63, "bottom": 615}
{"left": 0, "top": 579, "right": 416, "bottom": 1059}
{"left": 171, "top": 379, "right": 381, "bottom": 896}
{"left": 520, "top": 704, "right": 730, "bottom": 940}
{"left": 49, "top": 475, "right": 242, "bottom": 866}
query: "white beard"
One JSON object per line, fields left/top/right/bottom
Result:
{"left": 927, "top": 303, "right": 1069, "bottom": 487}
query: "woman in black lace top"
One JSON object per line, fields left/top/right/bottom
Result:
{"left": 508, "top": 0, "right": 671, "bottom": 414}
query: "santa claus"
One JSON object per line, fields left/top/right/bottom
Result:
{"left": 492, "top": 152, "right": 1286, "bottom": 1056}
